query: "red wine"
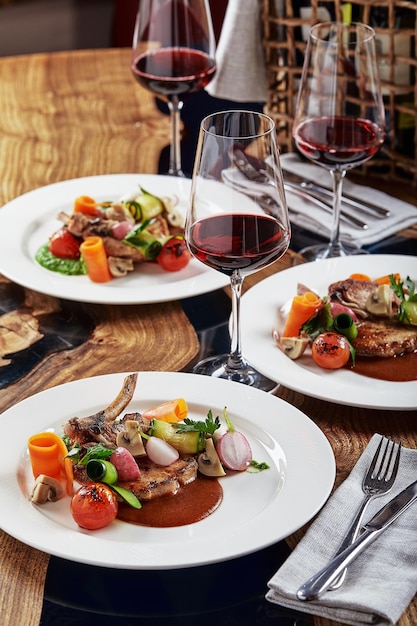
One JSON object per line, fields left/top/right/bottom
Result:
{"left": 294, "top": 116, "right": 384, "bottom": 169}
{"left": 132, "top": 48, "right": 216, "bottom": 101}
{"left": 188, "top": 214, "right": 289, "bottom": 276}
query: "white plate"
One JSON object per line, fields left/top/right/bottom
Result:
{"left": 0, "top": 175, "right": 229, "bottom": 304}
{"left": 0, "top": 371, "right": 335, "bottom": 570}
{"left": 241, "top": 254, "right": 417, "bottom": 410}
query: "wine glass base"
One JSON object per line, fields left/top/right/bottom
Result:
{"left": 297, "top": 242, "right": 369, "bottom": 263}
{"left": 192, "top": 354, "right": 279, "bottom": 393}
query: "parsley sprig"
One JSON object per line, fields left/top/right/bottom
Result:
{"left": 302, "top": 303, "right": 333, "bottom": 340}
{"left": 175, "top": 409, "right": 221, "bottom": 436}
{"left": 63, "top": 440, "right": 113, "bottom": 465}
{"left": 390, "top": 274, "right": 417, "bottom": 325}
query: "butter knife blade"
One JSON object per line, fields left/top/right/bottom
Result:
{"left": 284, "top": 171, "right": 390, "bottom": 218}
{"left": 297, "top": 478, "right": 417, "bottom": 602}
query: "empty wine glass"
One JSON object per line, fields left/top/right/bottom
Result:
{"left": 185, "top": 110, "right": 291, "bottom": 391}
{"left": 292, "top": 22, "right": 386, "bottom": 261}
{"left": 131, "top": 0, "right": 216, "bottom": 177}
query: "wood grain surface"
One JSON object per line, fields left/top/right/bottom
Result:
{"left": 0, "top": 48, "right": 171, "bottom": 206}
{"left": 0, "top": 47, "right": 416, "bottom": 626}
{"left": 0, "top": 48, "right": 196, "bottom": 626}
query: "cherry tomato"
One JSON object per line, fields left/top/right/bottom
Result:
{"left": 70, "top": 483, "right": 118, "bottom": 530}
{"left": 157, "top": 236, "right": 191, "bottom": 272}
{"left": 49, "top": 228, "right": 81, "bottom": 259}
{"left": 311, "top": 332, "right": 351, "bottom": 370}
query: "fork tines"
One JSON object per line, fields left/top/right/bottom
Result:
{"left": 371, "top": 437, "right": 402, "bottom": 483}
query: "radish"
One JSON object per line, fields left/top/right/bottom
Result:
{"left": 216, "top": 408, "right": 252, "bottom": 471}
{"left": 329, "top": 301, "right": 358, "bottom": 322}
{"left": 111, "top": 221, "right": 133, "bottom": 240}
{"left": 146, "top": 437, "right": 179, "bottom": 466}
{"left": 109, "top": 447, "right": 140, "bottom": 481}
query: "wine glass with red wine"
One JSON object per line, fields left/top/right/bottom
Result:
{"left": 292, "top": 22, "right": 386, "bottom": 261}
{"left": 185, "top": 111, "right": 290, "bottom": 391}
{"left": 131, "top": 0, "right": 216, "bottom": 177}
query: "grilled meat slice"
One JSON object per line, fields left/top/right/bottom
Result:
{"left": 59, "top": 211, "right": 170, "bottom": 262}
{"left": 328, "top": 279, "right": 379, "bottom": 317}
{"left": 100, "top": 236, "right": 146, "bottom": 261}
{"left": 63, "top": 373, "right": 139, "bottom": 447}
{"left": 72, "top": 456, "right": 198, "bottom": 501}
{"left": 118, "top": 456, "right": 198, "bottom": 500}
{"left": 353, "top": 319, "right": 417, "bottom": 358}
{"left": 328, "top": 278, "right": 399, "bottom": 319}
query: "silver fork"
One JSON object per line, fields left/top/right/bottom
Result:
{"left": 330, "top": 435, "right": 402, "bottom": 590}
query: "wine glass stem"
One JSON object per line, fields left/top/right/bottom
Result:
{"left": 328, "top": 169, "right": 346, "bottom": 256}
{"left": 227, "top": 270, "right": 248, "bottom": 371}
{"left": 167, "top": 96, "right": 184, "bottom": 177}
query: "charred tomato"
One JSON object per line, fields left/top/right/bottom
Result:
{"left": 70, "top": 483, "right": 118, "bottom": 530}
{"left": 311, "top": 332, "right": 351, "bottom": 369}
{"left": 157, "top": 236, "right": 191, "bottom": 272}
{"left": 49, "top": 228, "right": 81, "bottom": 259}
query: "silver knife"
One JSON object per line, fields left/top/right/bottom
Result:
{"left": 284, "top": 183, "right": 368, "bottom": 230}
{"left": 230, "top": 151, "right": 367, "bottom": 230}
{"left": 284, "top": 170, "right": 391, "bottom": 218}
{"left": 297, "top": 478, "right": 417, "bottom": 602}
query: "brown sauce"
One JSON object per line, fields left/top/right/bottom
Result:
{"left": 350, "top": 351, "right": 417, "bottom": 382}
{"left": 117, "top": 475, "right": 223, "bottom": 528}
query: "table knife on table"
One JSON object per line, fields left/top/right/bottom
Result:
{"left": 283, "top": 170, "right": 391, "bottom": 218}
{"left": 231, "top": 149, "right": 367, "bottom": 229}
{"left": 297, "top": 478, "right": 417, "bottom": 602}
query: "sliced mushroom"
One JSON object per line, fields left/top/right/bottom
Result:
{"left": 108, "top": 256, "right": 134, "bottom": 277}
{"left": 365, "top": 284, "right": 393, "bottom": 317}
{"left": 116, "top": 420, "right": 146, "bottom": 457}
{"left": 30, "top": 475, "right": 64, "bottom": 504}
{"left": 164, "top": 202, "right": 185, "bottom": 229}
{"left": 197, "top": 438, "right": 226, "bottom": 477}
{"left": 280, "top": 336, "right": 309, "bottom": 360}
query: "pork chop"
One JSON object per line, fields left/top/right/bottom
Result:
{"left": 327, "top": 278, "right": 385, "bottom": 317}
{"left": 353, "top": 319, "right": 417, "bottom": 358}
{"left": 63, "top": 373, "right": 140, "bottom": 447}
{"left": 73, "top": 456, "right": 198, "bottom": 501}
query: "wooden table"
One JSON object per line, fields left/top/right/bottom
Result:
{"left": 0, "top": 48, "right": 416, "bottom": 626}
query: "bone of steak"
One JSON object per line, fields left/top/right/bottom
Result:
{"left": 63, "top": 373, "right": 139, "bottom": 446}
{"left": 63, "top": 373, "right": 200, "bottom": 506}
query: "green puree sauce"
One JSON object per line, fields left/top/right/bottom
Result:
{"left": 35, "top": 243, "right": 87, "bottom": 276}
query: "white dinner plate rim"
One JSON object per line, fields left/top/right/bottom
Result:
{"left": 0, "top": 174, "right": 229, "bottom": 304}
{"left": 0, "top": 371, "right": 335, "bottom": 570}
{"left": 240, "top": 254, "right": 417, "bottom": 410}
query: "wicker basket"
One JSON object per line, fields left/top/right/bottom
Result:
{"left": 262, "top": 0, "right": 417, "bottom": 184}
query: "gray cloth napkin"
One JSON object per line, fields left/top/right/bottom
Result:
{"left": 267, "top": 434, "right": 417, "bottom": 626}
{"left": 205, "top": 0, "right": 267, "bottom": 103}
{"left": 282, "top": 154, "right": 417, "bottom": 247}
